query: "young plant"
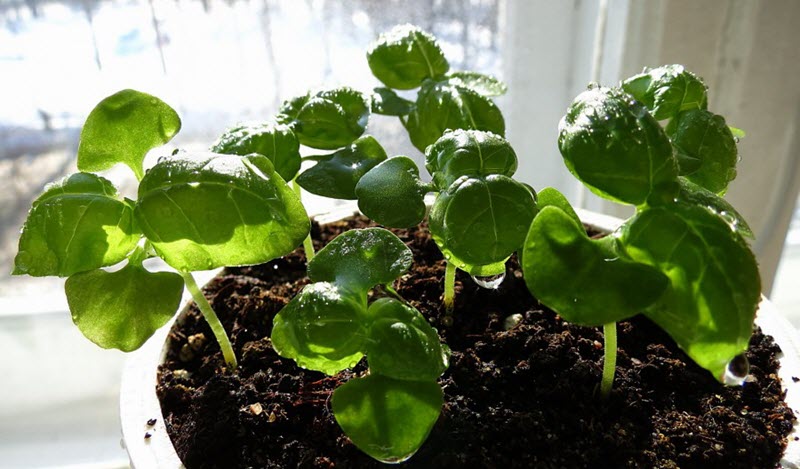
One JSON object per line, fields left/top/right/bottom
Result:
{"left": 14, "top": 89, "right": 310, "bottom": 368}
{"left": 270, "top": 228, "right": 449, "bottom": 463}
{"left": 341, "top": 25, "right": 536, "bottom": 309}
{"left": 521, "top": 65, "right": 759, "bottom": 395}
{"left": 356, "top": 129, "right": 537, "bottom": 311}
{"left": 209, "top": 87, "right": 380, "bottom": 260}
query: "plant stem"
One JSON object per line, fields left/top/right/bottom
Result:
{"left": 291, "top": 179, "right": 315, "bottom": 260}
{"left": 384, "top": 284, "right": 404, "bottom": 302}
{"left": 180, "top": 271, "right": 238, "bottom": 369}
{"left": 601, "top": 321, "right": 617, "bottom": 398}
{"left": 444, "top": 261, "right": 456, "bottom": 313}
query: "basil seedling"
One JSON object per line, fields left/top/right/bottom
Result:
{"left": 271, "top": 228, "right": 449, "bottom": 463}
{"left": 523, "top": 66, "right": 758, "bottom": 395}
{"left": 211, "top": 86, "right": 380, "bottom": 260}
{"left": 14, "top": 90, "right": 310, "bottom": 368}
{"left": 367, "top": 24, "right": 506, "bottom": 152}
{"left": 356, "top": 129, "right": 537, "bottom": 311}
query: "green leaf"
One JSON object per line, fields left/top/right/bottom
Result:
{"left": 729, "top": 126, "right": 746, "bottom": 139}
{"left": 14, "top": 173, "right": 140, "bottom": 277}
{"left": 65, "top": 263, "right": 183, "bottom": 352}
{"left": 371, "top": 87, "right": 415, "bottom": 116}
{"left": 366, "top": 298, "right": 449, "bottom": 381}
{"left": 271, "top": 282, "right": 367, "bottom": 375}
{"left": 425, "top": 129, "right": 517, "bottom": 189}
{"left": 558, "top": 86, "right": 679, "bottom": 206}
{"left": 210, "top": 122, "right": 302, "bottom": 181}
{"left": 535, "top": 187, "right": 580, "bottom": 226}
{"left": 366, "top": 24, "right": 449, "bottom": 90}
{"left": 522, "top": 206, "right": 668, "bottom": 326}
{"left": 332, "top": 374, "right": 443, "bottom": 463}
{"left": 405, "top": 81, "right": 505, "bottom": 152}
{"left": 307, "top": 228, "right": 413, "bottom": 291}
{"left": 445, "top": 71, "right": 507, "bottom": 96}
{"left": 355, "top": 156, "right": 429, "bottom": 228}
{"left": 678, "top": 178, "right": 754, "bottom": 238}
{"left": 277, "top": 88, "right": 369, "bottom": 150}
{"left": 429, "top": 175, "right": 536, "bottom": 269}
{"left": 621, "top": 65, "right": 708, "bottom": 120}
{"left": 296, "top": 135, "right": 388, "bottom": 199}
{"left": 619, "top": 203, "right": 761, "bottom": 380}
{"left": 666, "top": 109, "right": 738, "bottom": 194}
{"left": 135, "top": 152, "right": 309, "bottom": 271}
{"left": 77, "top": 89, "right": 181, "bottom": 180}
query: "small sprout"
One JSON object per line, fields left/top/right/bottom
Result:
{"left": 530, "top": 65, "right": 761, "bottom": 389}
{"left": 277, "top": 87, "right": 369, "bottom": 150}
{"left": 272, "top": 228, "right": 449, "bottom": 463}
{"left": 14, "top": 91, "right": 311, "bottom": 368}
{"left": 356, "top": 128, "right": 537, "bottom": 308}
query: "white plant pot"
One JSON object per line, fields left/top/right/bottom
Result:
{"left": 120, "top": 208, "right": 800, "bottom": 468}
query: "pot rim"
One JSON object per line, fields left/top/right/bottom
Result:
{"left": 119, "top": 206, "right": 800, "bottom": 468}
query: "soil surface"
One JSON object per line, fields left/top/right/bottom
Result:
{"left": 157, "top": 215, "right": 795, "bottom": 469}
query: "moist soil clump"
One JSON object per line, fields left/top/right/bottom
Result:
{"left": 157, "top": 215, "right": 795, "bottom": 469}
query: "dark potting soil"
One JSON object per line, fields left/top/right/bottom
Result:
{"left": 157, "top": 215, "right": 795, "bottom": 469}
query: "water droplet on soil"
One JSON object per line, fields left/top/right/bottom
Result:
{"left": 723, "top": 353, "right": 750, "bottom": 386}
{"left": 503, "top": 313, "right": 523, "bottom": 331}
{"left": 471, "top": 272, "right": 506, "bottom": 289}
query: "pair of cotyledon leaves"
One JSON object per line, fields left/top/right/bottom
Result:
{"left": 366, "top": 24, "right": 507, "bottom": 152}
{"left": 356, "top": 129, "right": 537, "bottom": 276}
{"left": 523, "top": 65, "right": 759, "bottom": 380}
{"left": 211, "top": 87, "right": 388, "bottom": 202}
{"left": 271, "top": 228, "right": 449, "bottom": 463}
{"left": 14, "top": 89, "right": 309, "bottom": 352}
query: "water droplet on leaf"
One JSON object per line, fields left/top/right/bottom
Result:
{"left": 376, "top": 454, "right": 415, "bottom": 464}
{"left": 471, "top": 272, "right": 505, "bottom": 289}
{"left": 723, "top": 353, "right": 750, "bottom": 386}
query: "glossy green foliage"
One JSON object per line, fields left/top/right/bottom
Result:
{"left": 558, "top": 86, "right": 678, "bottom": 206}
{"left": 620, "top": 203, "right": 760, "bottom": 379}
{"left": 77, "top": 89, "right": 181, "bottom": 180}
{"left": 272, "top": 229, "right": 413, "bottom": 374}
{"left": 425, "top": 129, "right": 517, "bottom": 188}
{"left": 429, "top": 175, "right": 536, "bottom": 270}
{"left": 367, "top": 24, "right": 449, "bottom": 90}
{"left": 666, "top": 109, "right": 738, "bottom": 194}
{"left": 550, "top": 65, "right": 759, "bottom": 381}
{"left": 296, "top": 136, "right": 387, "bottom": 199}
{"left": 332, "top": 375, "right": 443, "bottom": 463}
{"left": 355, "top": 156, "right": 429, "bottom": 228}
{"left": 307, "top": 228, "right": 413, "bottom": 291}
{"left": 210, "top": 122, "right": 301, "bottom": 181}
{"left": 271, "top": 228, "right": 448, "bottom": 462}
{"left": 271, "top": 282, "right": 368, "bottom": 375}
{"left": 445, "top": 71, "right": 507, "bottom": 96}
{"left": 522, "top": 205, "right": 668, "bottom": 326}
{"left": 135, "top": 151, "right": 309, "bottom": 271}
{"left": 14, "top": 173, "right": 139, "bottom": 277}
{"left": 371, "top": 87, "right": 415, "bottom": 116}
{"left": 278, "top": 87, "right": 369, "bottom": 149}
{"left": 534, "top": 187, "right": 581, "bottom": 225}
{"left": 405, "top": 80, "right": 505, "bottom": 152}
{"left": 678, "top": 179, "right": 753, "bottom": 238}
{"left": 366, "top": 298, "right": 449, "bottom": 381}
{"left": 622, "top": 64, "right": 708, "bottom": 120}
{"left": 66, "top": 263, "right": 183, "bottom": 352}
